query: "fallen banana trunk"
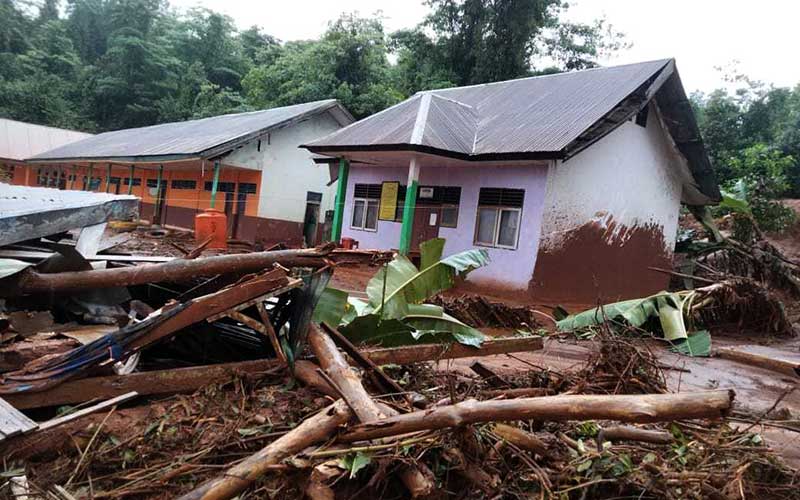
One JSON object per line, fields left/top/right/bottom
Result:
{"left": 177, "top": 400, "right": 352, "bottom": 500}
{"left": 340, "top": 390, "right": 734, "bottom": 442}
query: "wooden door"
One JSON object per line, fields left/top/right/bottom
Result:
{"left": 411, "top": 205, "right": 440, "bottom": 251}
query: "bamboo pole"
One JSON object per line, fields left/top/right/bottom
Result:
{"left": 341, "top": 390, "right": 735, "bottom": 442}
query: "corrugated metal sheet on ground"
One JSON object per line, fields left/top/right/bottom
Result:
{"left": 0, "top": 184, "right": 137, "bottom": 217}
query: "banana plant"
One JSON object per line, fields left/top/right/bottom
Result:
{"left": 312, "top": 238, "right": 491, "bottom": 347}
{"left": 556, "top": 289, "right": 711, "bottom": 356}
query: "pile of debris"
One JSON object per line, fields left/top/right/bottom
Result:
{"left": 430, "top": 293, "right": 544, "bottom": 330}
{"left": 0, "top": 186, "right": 797, "bottom": 499}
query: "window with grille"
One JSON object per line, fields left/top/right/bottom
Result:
{"left": 352, "top": 184, "right": 380, "bottom": 231}
{"left": 171, "top": 179, "right": 197, "bottom": 190}
{"left": 239, "top": 183, "right": 257, "bottom": 194}
{"left": 474, "top": 188, "right": 524, "bottom": 249}
{"left": 203, "top": 181, "right": 236, "bottom": 192}
{"left": 124, "top": 177, "right": 142, "bottom": 186}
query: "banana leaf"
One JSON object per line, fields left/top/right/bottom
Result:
{"left": 339, "top": 312, "right": 486, "bottom": 348}
{"left": 312, "top": 287, "right": 349, "bottom": 328}
{"left": 670, "top": 330, "right": 711, "bottom": 357}
{"left": 367, "top": 238, "right": 489, "bottom": 319}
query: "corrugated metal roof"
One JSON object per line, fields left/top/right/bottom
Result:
{"left": 0, "top": 183, "right": 137, "bottom": 217}
{"left": 0, "top": 119, "right": 92, "bottom": 162}
{"left": 30, "top": 100, "right": 353, "bottom": 162}
{"left": 306, "top": 59, "right": 671, "bottom": 156}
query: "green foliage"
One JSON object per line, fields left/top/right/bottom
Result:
{"left": 314, "top": 238, "right": 490, "bottom": 348}
{"left": 0, "top": 0, "right": 627, "bottom": 131}
{"left": 557, "top": 291, "right": 712, "bottom": 357}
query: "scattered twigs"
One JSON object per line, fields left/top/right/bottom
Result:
{"left": 67, "top": 406, "right": 117, "bottom": 486}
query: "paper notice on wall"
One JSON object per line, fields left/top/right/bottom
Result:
{"left": 379, "top": 181, "right": 399, "bottom": 221}
{"left": 429, "top": 212, "right": 437, "bottom": 225}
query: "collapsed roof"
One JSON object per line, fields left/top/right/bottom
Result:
{"left": 0, "top": 119, "right": 92, "bottom": 163}
{"left": 304, "top": 59, "right": 720, "bottom": 204}
{"left": 29, "top": 100, "right": 354, "bottom": 164}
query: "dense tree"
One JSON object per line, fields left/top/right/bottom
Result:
{"left": 0, "top": 0, "right": 629, "bottom": 130}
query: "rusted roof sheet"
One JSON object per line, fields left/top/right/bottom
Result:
{"left": 30, "top": 100, "right": 354, "bottom": 163}
{"left": 0, "top": 119, "right": 92, "bottom": 162}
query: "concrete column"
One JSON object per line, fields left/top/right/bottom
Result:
{"left": 330, "top": 158, "right": 350, "bottom": 243}
{"left": 398, "top": 157, "right": 420, "bottom": 255}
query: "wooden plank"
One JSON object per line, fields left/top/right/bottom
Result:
{"left": 5, "top": 360, "right": 280, "bottom": 410}
{"left": 360, "top": 336, "right": 544, "bottom": 366}
{"left": 0, "top": 396, "right": 38, "bottom": 438}
{"left": 5, "top": 336, "right": 544, "bottom": 410}
{"left": 38, "top": 391, "right": 138, "bottom": 431}
{"left": 205, "top": 281, "right": 303, "bottom": 323}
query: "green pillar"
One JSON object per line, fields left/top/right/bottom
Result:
{"left": 153, "top": 164, "right": 164, "bottom": 224}
{"left": 105, "top": 163, "right": 112, "bottom": 192}
{"left": 330, "top": 158, "right": 350, "bottom": 243}
{"left": 85, "top": 163, "right": 93, "bottom": 190}
{"left": 398, "top": 158, "right": 420, "bottom": 255}
{"left": 127, "top": 165, "right": 135, "bottom": 195}
{"left": 209, "top": 160, "right": 221, "bottom": 209}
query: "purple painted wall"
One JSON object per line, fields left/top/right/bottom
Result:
{"left": 342, "top": 163, "right": 549, "bottom": 291}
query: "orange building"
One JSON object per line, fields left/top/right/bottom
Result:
{"left": 17, "top": 100, "right": 354, "bottom": 247}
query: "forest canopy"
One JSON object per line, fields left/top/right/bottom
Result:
{"left": 0, "top": 0, "right": 625, "bottom": 131}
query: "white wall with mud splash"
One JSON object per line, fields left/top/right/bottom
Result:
{"left": 538, "top": 102, "right": 686, "bottom": 256}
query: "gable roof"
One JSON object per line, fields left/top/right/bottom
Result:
{"left": 0, "top": 119, "right": 92, "bottom": 162}
{"left": 304, "top": 59, "right": 720, "bottom": 203}
{"left": 30, "top": 100, "right": 354, "bottom": 164}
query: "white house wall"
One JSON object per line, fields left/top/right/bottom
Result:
{"left": 531, "top": 102, "right": 685, "bottom": 302}
{"left": 224, "top": 111, "right": 341, "bottom": 223}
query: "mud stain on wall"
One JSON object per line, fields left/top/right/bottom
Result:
{"left": 529, "top": 217, "right": 672, "bottom": 305}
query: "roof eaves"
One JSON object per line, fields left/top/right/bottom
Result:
{"left": 304, "top": 143, "right": 564, "bottom": 162}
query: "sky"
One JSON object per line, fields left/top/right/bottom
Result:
{"left": 170, "top": 0, "right": 800, "bottom": 94}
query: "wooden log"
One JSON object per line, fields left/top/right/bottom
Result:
{"left": 177, "top": 400, "right": 352, "bottom": 500}
{"left": 361, "top": 336, "right": 543, "bottom": 365}
{"left": 597, "top": 425, "right": 673, "bottom": 445}
{"left": 0, "top": 338, "right": 80, "bottom": 372}
{"left": 490, "top": 423, "right": 551, "bottom": 458}
{"left": 321, "top": 322, "right": 406, "bottom": 399}
{"left": 6, "top": 247, "right": 332, "bottom": 296}
{"left": 307, "top": 325, "right": 434, "bottom": 497}
{"left": 5, "top": 359, "right": 279, "bottom": 410}
{"left": 716, "top": 345, "right": 800, "bottom": 377}
{"left": 469, "top": 361, "right": 510, "bottom": 388}
{"left": 308, "top": 324, "right": 385, "bottom": 421}
{"left": 341, "top": 390, "right": 735, "bottom": 442}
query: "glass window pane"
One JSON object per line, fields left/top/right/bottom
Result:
{"left": 498, "top": 209, "right": 520, "bottom": 247}
{"left": 440, "top": 207, "right": 458, "bottom": 227}
{"left": 365, "top": 201, "right": 379, "bottom": 230}
{"left": 476, "top": 208, "right": 498, "bottom": 244}
{"left": 352, "top": 200, "right": 365, "bottom": 228}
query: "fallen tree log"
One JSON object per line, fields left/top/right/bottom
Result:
{"left": 361, "top": 335, "right": 543, "bottom": 365}
{"left": 716, "top": 345, "right": 800, "bottom": 378}
{"left": 307, "top": 324, "right": 434, "bottom": 497}
{"left": 490, "top": 423, "right": 551, "bottom": 458}
{"left": 4, "top": 247, "right": 335, "bottom": 296}
{"left": 341, "top": 390, "right": 735, "bottom": 442}
{"left": 177, "top": 400, "right": 352, "bottom": 500}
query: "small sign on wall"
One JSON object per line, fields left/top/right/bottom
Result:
{"left": 378, "top": 181, "right": 399, "bottom": 221}
{"left": 419, "top": 187, "right": 434, "bottom": 199}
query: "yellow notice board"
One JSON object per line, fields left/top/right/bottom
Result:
{"left": 379, "top": 181, "right": 400, "bottom": 221}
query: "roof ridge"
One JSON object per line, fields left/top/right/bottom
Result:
{"left": 410, "top": 93, "right": 433, "bottom": 145}
{"left": 430, "top": 58, "right": 674, "bottom": 95}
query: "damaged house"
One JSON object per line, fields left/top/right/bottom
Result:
{"left": 0, "top": 118, "right": 92, "bottom": 185}
{"left": 22, "top": 100, "right": 354, "bottom": 246}
{"left": 304, "top": 59, "right": 721, "bottom": 302}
